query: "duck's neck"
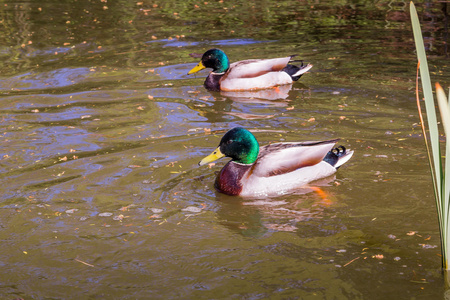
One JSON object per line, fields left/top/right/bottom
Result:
{"left": 233, "top": 145, "right": 259, "bottom": 165}
{"left": 212, "top": 52, "right": 230, "bottom": 73}
{"left": 213, "top": 61, "right": 229, "bottom": 74}
{"left": 204, "top": 73, "right": 223, "bottom": 91}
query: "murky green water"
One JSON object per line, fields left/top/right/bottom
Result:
{"left": 0, "top": 0, "right": 449, "bottom": 299}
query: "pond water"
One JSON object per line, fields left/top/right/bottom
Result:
{"left": 0, "top": 0, "right": 449, "bottom": 299}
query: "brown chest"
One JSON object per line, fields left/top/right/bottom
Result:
{"left": 214, "top": 161, "right": 251, "bottom": 196}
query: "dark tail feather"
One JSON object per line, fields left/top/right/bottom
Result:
{"left": 282, "top": 62, "right": 313, "bottom": 81}
{"left": 323, "top": 146, "right": 354, "bottom": 169}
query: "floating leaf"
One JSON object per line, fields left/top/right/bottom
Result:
{"left": 98, "top": 212, "right": 113, "bottom": 217}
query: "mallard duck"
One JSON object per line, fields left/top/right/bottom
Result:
{"left": 187, "top": 48, "right": 312, "bottom": 92}
{"left": 199, "top": 127, "right": 353, "bottom": 197}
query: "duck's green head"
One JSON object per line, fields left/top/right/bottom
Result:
{"left": 199, "top": 127, "right": 259, "bottom": 166}
{"left": 188, "top": 48, "right": 230, "bottom": 75}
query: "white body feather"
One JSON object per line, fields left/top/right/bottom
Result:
{"left": 220, "top": 72, "right": 292, "bottom": 91}
{"left": 240, "top": 161, "right": 338, "bottom": 197}
{"left": 219, "top": 57, "right": 311, "bottom": 91}
{"left": 225, "top": 57, "right": 292, "bottom": 79}
{"left": 237, "top": 142, "right": 354, "bottom": 197}
{"left": 252, "top": 142, "right": 336, "bottom": 177}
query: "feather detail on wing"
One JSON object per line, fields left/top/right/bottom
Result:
{"left": 225, "top": 57, "right": 292, "bottom": 79}
{"left": 251, "top": 139, "right": 339, "bottom": 177}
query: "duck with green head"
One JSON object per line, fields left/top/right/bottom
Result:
{"left": 199, "top": 127, "right": 353, "bottom": 197}
{"left": 188, "top": 48, "right": 312, "bottom": 92}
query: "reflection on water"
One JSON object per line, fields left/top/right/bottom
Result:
{"left": 221, "top": 83, "right": 293, "bottom": 101}
{"left": 218, "top": 184, "right": 337, "bottom": 235}
{"left": 0, "top": 0, "right": 448, "bottom": 299}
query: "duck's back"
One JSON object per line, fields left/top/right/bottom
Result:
{"left": 251, "top": 140, "right": 338, "bottom": 177}
{"left": 225, "top": 57, "right": 292, "bottom": 79}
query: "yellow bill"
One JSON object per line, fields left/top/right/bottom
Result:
{"left": 199, "top": 147, "right": 225, "bottom": 166}
{"left": 188, "top": 61, "right": 206, "bottom": 75}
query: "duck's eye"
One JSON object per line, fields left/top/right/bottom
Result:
{"left": 226, "top": 140, "right": 233, "bottom": 145}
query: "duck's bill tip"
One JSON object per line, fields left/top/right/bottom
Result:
{"left": 198, "top": 147, "right": 224, "bottom": 166}
{"left": 188, "top": 62, "right": 206, "bottom": 75}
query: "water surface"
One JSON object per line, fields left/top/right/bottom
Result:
{"left": 0, "top": 0, "right": 448, "bottom": 299}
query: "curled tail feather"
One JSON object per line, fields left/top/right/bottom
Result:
{"left": 282, "top": 62, "right": 313, "bottom": 81}
{"left": 323, "top": 146, "right": 354, "bottom": 169}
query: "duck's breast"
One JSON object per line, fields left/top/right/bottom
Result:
{"left": 215, "top": 161, "right": 252, "bottom": 196}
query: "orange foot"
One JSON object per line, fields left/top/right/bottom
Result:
{"left": 309, "top": 186, "right": 333, "bottom": 206}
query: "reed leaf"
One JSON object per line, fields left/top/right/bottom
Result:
{"left": 410, "top": 2, "right": 448, "bottom": 269}
{"left": 436, "top": 83, "right": 450, "bottom": 264}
